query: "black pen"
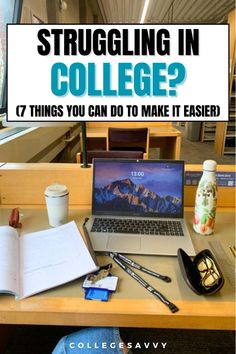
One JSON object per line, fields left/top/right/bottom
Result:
{"left": 82, "top": 218, "right": 99, "bottom": 267}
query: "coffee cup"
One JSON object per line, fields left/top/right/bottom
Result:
{"left": 44, "top": 184, "right": 69, "bottom": 227}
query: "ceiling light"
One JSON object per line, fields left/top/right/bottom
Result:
{"left": 59, "top": 0, "right": 68, "bottom": 11}
{"left": 140, "top": 0, "right": 150, "bottom": 23}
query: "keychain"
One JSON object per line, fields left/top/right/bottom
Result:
{"left": 83, "top": 263, "right": 118, "bottom": 301}
{"left": 90, "top": 263, "right": 112, "bottom": 284}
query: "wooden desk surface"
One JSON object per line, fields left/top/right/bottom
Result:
{"left": 0, "top": 208, "right": 234, "bottom": 330}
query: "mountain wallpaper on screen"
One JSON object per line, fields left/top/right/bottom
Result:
{"left": 94, "top": 178, "right": 182, "bottom": 214}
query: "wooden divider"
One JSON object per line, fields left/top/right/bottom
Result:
{"left": 86, "top": 122, "right": 172, "bottom": 128}
{"left": 0, "top": 163, "right": 92, "bottom": 206}
{"left": 0, "top": 163, "right": 235, "bottom": 208}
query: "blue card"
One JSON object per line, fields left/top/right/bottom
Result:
{"left": 85, "top": 288, "right": 109, "bottom": 301}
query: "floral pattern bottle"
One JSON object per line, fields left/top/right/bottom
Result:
{"left": 193, "top": 160, "right": 217, "bottom": 235}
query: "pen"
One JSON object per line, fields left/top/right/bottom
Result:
{"left": 82, "top": 218, "right": 99, "bottom": 267}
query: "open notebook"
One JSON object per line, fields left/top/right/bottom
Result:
{"left": 0, "top": 221, "right": 98, "bottom": 299}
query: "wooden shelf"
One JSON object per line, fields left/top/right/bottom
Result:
{"left": 214, "top": 9, "right": 236, "bottom": 155}
{"left": 201, "top": 122, "right": 216, "bottom": 142}
{"left": 226, "top": 134, "right": 236, "bottom": 138}
{"left": 224, "top": 147, "right": 236, "bottom": 154}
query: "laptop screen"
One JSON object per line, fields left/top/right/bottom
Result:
{"left": 92, "top": 159, "right": 184, "bottom": 218}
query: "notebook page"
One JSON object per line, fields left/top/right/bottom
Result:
{"left": 0, "top": 226, "right": 19, "bottom": 295}
{"left": 19, "top": 221, "right": 98, "bottom": 299}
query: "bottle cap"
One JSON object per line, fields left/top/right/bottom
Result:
{"left": 203, "top": 160, "right": 217, "bottom": 172}
{"left": 44, "top": 184, "right": 69, "bottom": 197}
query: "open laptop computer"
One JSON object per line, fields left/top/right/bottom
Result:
{"left": 85, "top": 159, "right": 196, "bottom": 256}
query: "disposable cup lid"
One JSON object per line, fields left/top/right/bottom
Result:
{"left": 45, "top": 184, "right": 68, "bottom": 197}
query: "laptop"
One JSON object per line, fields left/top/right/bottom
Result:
{"left": 86, "top": 159, "right": 196, "bottom": 256}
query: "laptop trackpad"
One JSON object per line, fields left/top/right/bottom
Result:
{"left": 107, "top": 236, "right": 141, "bottom": 251}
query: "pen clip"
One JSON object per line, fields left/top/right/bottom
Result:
{"left": 83, "top": 217, "right": 89, "bottom": 226}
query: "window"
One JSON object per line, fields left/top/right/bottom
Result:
{"left": 0, "top": 0, "right": 22, "bottom": 115}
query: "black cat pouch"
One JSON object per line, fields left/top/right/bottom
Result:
{"left": 177, "top": 248, "right": 224, "bottom": 295}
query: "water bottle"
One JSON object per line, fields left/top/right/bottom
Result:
{"left": 193, "top": 160, "right": 217, "bottom": 235}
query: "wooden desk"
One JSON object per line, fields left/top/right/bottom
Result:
{"left": 82, "top": 126, "right": 181, "bottom": 160}
{"left": 0, "top": 208, "right": 234, "bottom": 330}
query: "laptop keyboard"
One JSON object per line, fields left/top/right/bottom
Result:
{"left": 91, "top": 218, "right": 184, "bottom": 236}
